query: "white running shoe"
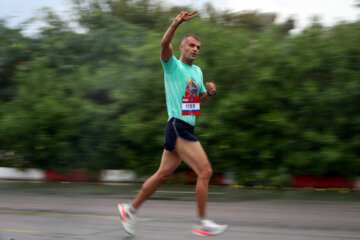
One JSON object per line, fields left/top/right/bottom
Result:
{"left": 192, "top": 219, "right": 228, "bottom": 236}
{"left": 118, "top": 203, "right": 136, "bottom": 236}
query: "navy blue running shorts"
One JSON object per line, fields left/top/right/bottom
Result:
{"left": 164, "top": 117, "right": 198, "bottom": 152}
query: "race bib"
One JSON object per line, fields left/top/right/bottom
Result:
{"left": 182, "top": 97, "right": 200, "bottom": 115}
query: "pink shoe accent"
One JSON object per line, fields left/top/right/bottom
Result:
{"left": 121, "top": 205, "right": 127, "bottom": 223}
{"left": 193, "top": 228, "right": 215, "bottom": 236}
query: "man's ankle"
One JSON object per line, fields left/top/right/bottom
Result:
{"left": 129, "top": 204, "right": 137, "bottom": 214}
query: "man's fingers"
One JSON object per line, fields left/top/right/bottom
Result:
{"left": 206, "top": 82, "right": 216, "bottom": 94}
{"left": 188, "top": 12, "right": 198, "bottom": 19}
{"left": 189, "top": 11, "right": 198, "bottom": 16}
{"left": 183, "top": 11, "right": 198, "bottom": 20}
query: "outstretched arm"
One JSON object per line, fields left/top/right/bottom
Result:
{"left": 161, "top": 11, "right": 197, "bottom": 62}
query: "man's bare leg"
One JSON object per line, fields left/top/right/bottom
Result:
{"left": 118, "top": 150, "right": 181, "bottom": 235}
{"left": 132, "top": 150, "right": 181, "bottom": 209}
{"left": 175, "top": 138, "right": 228, "bottom": 236}
{"left": 175, "top": 138, "right": 212, "bottom": 219}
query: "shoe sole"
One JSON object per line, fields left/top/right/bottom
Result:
{"left": 192, "top": 225, "right": 228, "bottom": 236}
{"left": 118, "top": 204, "right": 135, "bottom": 236}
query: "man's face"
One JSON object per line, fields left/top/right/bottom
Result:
{"left": 180, "top": 37, "right": 201, "bottom": 63}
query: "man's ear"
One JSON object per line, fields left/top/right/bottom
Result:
{"left": 179, "top": 43, "right": 183, "bottom": 52}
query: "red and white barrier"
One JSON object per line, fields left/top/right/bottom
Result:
{"left": 292, "top": 175, "right": 354, "bottom": 188}
{"left": 0, "top": 167, "right": 45, "bottom": 180}
{"left": 100, "top": 170, "right": 136, "bottom": 182}
{"left": 0, "top": 167, "right": 137, "bottom": 182}
{"left": 0, "top": 167, "right": 359, "bottom": 188}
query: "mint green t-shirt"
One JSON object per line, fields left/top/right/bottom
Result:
{"left": 161, "top": 55, "right": 206, "bottom": 126}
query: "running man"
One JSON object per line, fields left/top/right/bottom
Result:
{"left": 118, "top": 11, "right": 228, "bottom": 237}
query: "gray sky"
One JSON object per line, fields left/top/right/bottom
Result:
{"left": 0, "top": 0, "right": 70, "bottom": 25}
{"left": 171, "top": 0, "right": 359, "bottom": 31}
{"left": 1, "top": 0, "right": 359, "bottom": 33}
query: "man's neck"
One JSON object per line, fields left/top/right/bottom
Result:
{"left": 180, "top": 57, "right": 193, "bottom": 66}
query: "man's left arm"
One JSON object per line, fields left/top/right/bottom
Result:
{"left": 200, "top": 82, "right": 216, "bottom": 105}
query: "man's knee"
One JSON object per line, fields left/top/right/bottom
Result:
{"left": 157, "top": 172, "right": 172, "bottom": 183}
{"left": 198, "top": 166, "right": 213, "bottom": 180}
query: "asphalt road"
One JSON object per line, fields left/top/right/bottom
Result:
{"left": 0, "top": 181, "right": 360, "bottom": 240}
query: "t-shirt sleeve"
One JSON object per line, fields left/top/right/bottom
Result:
{"left": 199, "top": 69, "right": 206, "bottom": 93}
{"left": 161, "top": 55, "right": 177, "bottom": 74}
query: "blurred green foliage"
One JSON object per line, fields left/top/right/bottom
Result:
{"left": 0, "top": 0, "right": 359, "bottom": 184}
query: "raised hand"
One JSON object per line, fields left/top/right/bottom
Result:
{"left": 174, "top": 11, "right": 198, "bottom": 25}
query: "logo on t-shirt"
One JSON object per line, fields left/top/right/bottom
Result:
{"left": 184, "top": 79, "right": 198, "bottom": 97}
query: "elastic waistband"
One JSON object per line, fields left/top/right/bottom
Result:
{"left": 168, "top": 117, "right": 195, "bottom": 130}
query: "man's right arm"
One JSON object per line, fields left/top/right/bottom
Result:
{"left": 161, "top": 11, "right": 197, "bottom": 62}
{"left": 160, "top": 22, "right": 179, "bottom": 62}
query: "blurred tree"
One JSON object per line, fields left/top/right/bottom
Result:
{"left": 280, "top": 17, "right": 296, "bottom": 33}
{"left": 0, "top": 21, "right": 31, "bottom": 102}
{"left": 0, "top": 0, "right": 359, "bottom": 184}
{"left": 219, "top": 11, "right": 277, "bottom": 32}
